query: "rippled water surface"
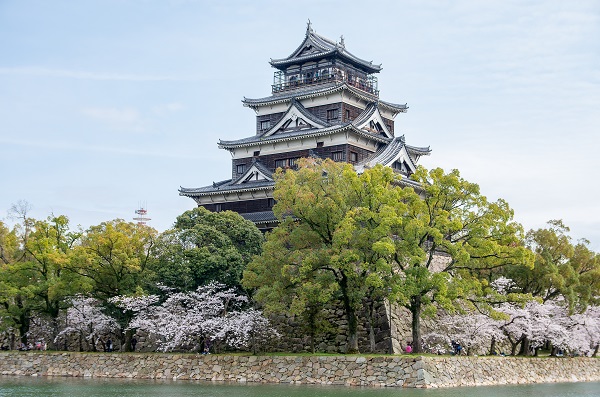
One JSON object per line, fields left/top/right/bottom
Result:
{"left": 0, "top": 377, "right": 599, "bottom": 397}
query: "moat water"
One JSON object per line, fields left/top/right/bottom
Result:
{"left": 0, "top": 377, "right": 599, "bottom": 397}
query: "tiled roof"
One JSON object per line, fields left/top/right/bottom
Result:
{"left": 405, "top": 144, "right": 432, "bottom": 157}
{"left": 259, "top": 98, "right": 330, "bottom": 138}
{"left": 351, "top": 102, "right": 377, "bottom": 126}
{"left": 269, "top": 27, "right": 382, "bottom": 74}
{"left": 230, "top": 158, "right": 274, "bottom": 184}
{"left": 240, "top": 211, "right": 278, "bottom": 224}
{"left": 354, "top": 136, "right": 431, "bottom": 178}
{"left": 242, "top": 83, "right": 407, "bottom": 114}
{"left": 179, "top": 179, "right": 274, "bottom": 197}
{"left": 218, "top": 123, "right": 391, "bottom": 150}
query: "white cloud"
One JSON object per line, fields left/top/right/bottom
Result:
{"left": 152, "top": 102, "right": 186, "bottom": 116}
{"left": 81, "top": 107, "right": 145, "bottom": 132}
{"left": 0, "top": 67, "right": 203, "bottom": 82}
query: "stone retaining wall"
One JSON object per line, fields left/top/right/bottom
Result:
{"left": 0, "top": 352, "right": 598, "bottom": 388}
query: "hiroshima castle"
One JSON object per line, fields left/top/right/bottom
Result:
{"left": 179, "top": 23, "right": 431, "bottom": 230}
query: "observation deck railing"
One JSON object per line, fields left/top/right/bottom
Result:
{"left": 272, "top": 69, "right": 378, "bottom": 96}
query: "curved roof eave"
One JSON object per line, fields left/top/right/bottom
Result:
{"left": 243, "top": 83, "right": 407, "bottom": 113}
{"left": 218, "top": 124, "right": 391, "bottom": 150}
{"left": 179, "top": 183, "right": 274, "bottom": 197}
{"left": 269, "top": 28, "right": 382, "bottom": 74}
{"left": 405, "top": 144, "right": 432, "bottom": 156}
{"left": 270, "top": 50, "right": 382, "bottom": 74}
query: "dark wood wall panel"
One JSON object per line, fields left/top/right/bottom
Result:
{"left": 202, "top": 198, "right": 273, "bottom": 214}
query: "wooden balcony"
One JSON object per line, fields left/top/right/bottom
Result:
{"left": 272, "top": 68, "right": 379, "bottom": 96}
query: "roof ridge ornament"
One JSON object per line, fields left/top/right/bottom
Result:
{"left": 306, "top": 19, "right": 312, "bottom": 34}
{"left": 340, "top": 35, "right": 345, "bottom": 48}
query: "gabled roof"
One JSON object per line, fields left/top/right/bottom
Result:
{"left": 232, "top": 159, "right": 274, "bottom": 185}
{"left": 242, "top": 82, "right": 408, "bottom": 115}
{"left": 351, "top": 103, "right": 394, "bottom": 139}
{"left": 179, "top": 159, "right": 275, "bottom": 197}
{"left": 269, "top": 23, "right": 382, "bottom": 74}
{"left": 261, "top": 98, "right": 329, "bottom": 138}
{"left": 240, "top": 211, "right": 278, "bottom": 224}
{"left": 355, "top": 136, "right": 431, "bottom": 176}
{"left": 179, "top": 178, "right": 274, "bottom": 197}
{"left": 218, "top": 122, "right": 392, "bottom": 150}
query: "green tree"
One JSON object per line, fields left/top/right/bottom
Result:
{"left": 244, "top": 159, "right": 409, "bottom": 353}
{"left": 151, "top": 207, "right": 263, "bottom": 291}
{"left": 244, "top": 160, "right": 532, "bottom": 354}
{"left": 390, "top": 167, "right": 533, "bottom": 353}
{"left": 0, "top": 220, "right": 24, "bottom": 348}
{"left": 507, "top": 220, "right": 599, "bottom": 312}
{"left": 73, "top": 219, "right": 157, "bottom": 301}
{"left": 21, "top": 215, "right": 83, "bottom": 348}
{"left": 71, "top": 219, "right": 157, "bottom": 350}
{"left": 243, "top": 218, "right": 337, "bottom": 353}
{"left": 1, "top": 210, "right": 84, "bottom": 348}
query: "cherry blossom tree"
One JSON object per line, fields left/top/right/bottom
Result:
{"left": 570, "top": 305, "right": 600, "bottom": 356}
{"left": 112, "top": 283, "right": 279, "bottom": 352}
{"left": 54, "top": 296, "right": 119, "bottom": 351}
{"left": 426, "top": 310, "right": 505, "bottom": 355}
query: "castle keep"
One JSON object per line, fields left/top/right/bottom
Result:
{"left": 180, "top": 23, "right": 430, "bottom": 230}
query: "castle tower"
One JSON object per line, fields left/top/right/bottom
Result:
{"left": 180, "top": 24, "right": 431, "bottom": 231}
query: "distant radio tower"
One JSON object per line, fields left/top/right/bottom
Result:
{"left": 133, "top": 203, "right": 151, "bottom": 225}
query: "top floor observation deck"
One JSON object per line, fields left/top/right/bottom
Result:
{"left": 272, "top": 66, "right": 379, "bottom": 96}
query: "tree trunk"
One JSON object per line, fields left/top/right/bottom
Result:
{"left": 489, "top": 336, "right": 496, "bottom": 355}
{"left": 507, "top": 334, "right": 520, "bottom": 356}
{"left": 592, "top": 344, "right": 598, "bottom": 357}
{"left": 339, "top": 274, "right": 359, "bottom": 354}
{"left": 49, "top": 315, "right": 60, "bottom": 350}
{"left": 410, "top": 295, "right": 422, "bottom": 353}
{"left": 305, "top": 310, "right": 316, "bottom": 353}
{"left": 368, "top": 299, "right": 376, "bottom": 353}
{"left": 17, "top": 302, "right": 30, "bottom": 346}
{"left": 518, "top": 334, "right": 530, "bottom": 356}
{"left": 123, "top": 329, "right": 134, "bottom": 352}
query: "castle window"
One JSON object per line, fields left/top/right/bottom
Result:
{"left": 345, "top": 109, "right": 351, "bottom": 121}
{"left": 317, "top": 141, "right": 324, "bottom": 148}
{"left": 253, "top": 151, "right": 260, "bottom": 157}
{"left": 215, "top": 204, "right": 222, "bottom": 212}
{"left": 260, "top": 120, "right": 271, "bottom": 130}
{"left": 275, "top": 158, "right": 299, "bottom": 169}
{"left": 332, "top": 151, "right": 345, "bottom": 161}
{"left": 236, "top": 164, "right": 246, "bottom": 174}
{"left": 268, "top": 198, "right": 275, "bottom": 207}
{"left": 327, "top": 109, "right": 338, "bottom": 121}
{"left": 349, "top": 151, "right": 358, "bottom": 163}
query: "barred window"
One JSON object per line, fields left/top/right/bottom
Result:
{"left": 332, "top": 151, "right": 345, "bottom": 161}
{"left": 260, "top": 120, "right": 271, "bottom": 130}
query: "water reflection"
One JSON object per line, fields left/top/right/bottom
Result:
{"left": 0, "top": 377, "right": 599, "bottom": 397}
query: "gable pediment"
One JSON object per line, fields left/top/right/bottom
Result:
{"left": 298, "top": 44, "right": 320, "bottom": 57}
{"left": 234, "top": 164, "right": 273, "bottom": 185}
{"left": 263, "top": 100, "right": 327, "bottom": 137}
{"left": 382, "top": 146, "right": 417, "bottom": 174}
{"left": 353, "top": 104, "right": 394, "bottom": 139}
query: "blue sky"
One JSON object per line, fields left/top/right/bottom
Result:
{"left": 1, "top": 0, "right": 599, "bottom": 250}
